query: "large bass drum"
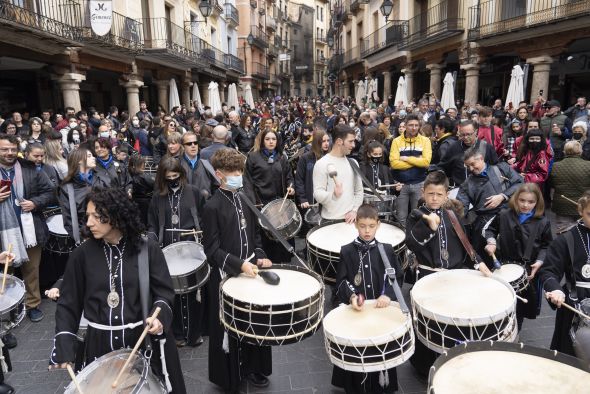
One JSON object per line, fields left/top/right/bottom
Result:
{"left": 220, "top": 264, "right": 324, "bottom": 346}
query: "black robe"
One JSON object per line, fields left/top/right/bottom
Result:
{"left": 333, "top": 239, "right": 403, "bottom": 394}
{"left": 50, "top": 238, "right": 186, "bottom": 393}
{"left": 202, "top": 188, "right": 272, "bottom": 392}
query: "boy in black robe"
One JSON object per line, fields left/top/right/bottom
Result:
{"left": 202, "top": 148, "right": 273, "bottom": 392}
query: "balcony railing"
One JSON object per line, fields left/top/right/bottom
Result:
{"left": 143, "top": 18, "right": 198, "bottom": 65}
{"left": 252, "top": 61, "right": 269, "bottom": 79}
{"left": 350, "top": 0, "right": 368, "bottom": 13}
{"left": 316, "top": 34, "right": 327, "bottom": 44}
{"left": 224, "top": 3, "right": 239, "bottom": 26}
{"left": 268, "top": 43, "right": 278, "bottom": 57}
{"left": 342, "top": 45, "right": 362, "bottom": 67}
{"left": 189, "top": 35, "right": 227, "bottom": 68}
{"left": 329, "top": 51, "right": 344, "bottom": 71}
{"left": 361, "top": 20, "right": 407, "bottom": 58}
{"left": 270, "top": 73, "right": 279, "bottom": 84}
{"left": 0, "top": 0, "right": 82, "bottom": 42}
{"left": 250, "top": 24, "right": 269, "bottom": 48}
{"left": 400, "top": 0, "right": 464, "bottom": 50}
{"left": 468, "top": 0, "right": 590, "bottom": 40}
{"left": 224, "top": 53, "right": 244, "bottom": 74}
{"left": 266, "top": 15, "right": 276, "bottom": 31}
{"left": 80, "top": 3, "right": 143, "bottom": 52}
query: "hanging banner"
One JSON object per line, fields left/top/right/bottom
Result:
{"left": 90, "top": 1, "right": 113, "bottom": 37}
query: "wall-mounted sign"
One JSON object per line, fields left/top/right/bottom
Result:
{"left": 90, "top": 1, "right": 113, "bottom": 36}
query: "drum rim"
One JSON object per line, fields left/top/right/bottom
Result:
{"left": 327, "top": 342, "right": 415, "bottom": 372}
{"left": 259, "top": 198, "right": 302, "bottom": 232}
{"left": 0, "top": 274, "right": 25, "bottom": 314}
{"left": 411, "top": 269, "right": 517, "bottom": 324}
{"left": 492, "top": 263, "right": 526, "bottom": 281}
{"left": 427, "top": 340, "right": 590, "bottom": 392}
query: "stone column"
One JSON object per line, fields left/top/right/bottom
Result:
{"left": 382, "top": 71, "right": 392, "bottom": 100}
{"left": 528, "top": 55, "right": 553, "bottom": 101}
{"left": 401, "top": 67, "right": 415, "bottom": 103}
{"left": 201, "top": 82, "right": 210, "bottom": 107}
{"left": 460, "top": 63, "right": 480, "bottom": 106}
{"left": 154, "top": 80, "right": 169, "bottom": 112}
{"left": 220, "top": 82, "right": 227, "bottom": 104}
{"left": 426, "top": 63, "right": 443, "bottom": 98}
{"left": 120, "top": 76, "right": 144, "bottom": 116}
{"left": 54, "top": 73, "right": 86, "bottom": 112}
{"left": 181, "top": 80, "right": 191, "bottom": 107}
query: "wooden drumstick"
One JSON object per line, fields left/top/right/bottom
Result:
{"left": 279, "top": 183, "right": 293, "bottom": 212}
{"left": 66, "top": 364, "right": 84, "bottom": 394}
{"left": 112, "top": 307, "right": 161, "bottom": 388}
{"left": 1, "top": 244, "right": 13, "bottom": 295}
{"left": 561, "top": 194, "right": 579, "bottom": 206}
{"left": 180, "top": 230, "right": 203, "bottom": 237}
{"left": 560, "top": 301, "right": 590, "bottom": 320}
{"left": 516, "top": 294, "right": 528, "bottom": 304}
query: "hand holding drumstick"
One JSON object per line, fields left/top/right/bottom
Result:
{"left": 0, "top": 245, "right": 14, "bottom": 294}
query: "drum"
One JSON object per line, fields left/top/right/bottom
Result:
{"left": 162, "top": 241, "right": 210, "bottom": 294}
{"left": 64, "top": 349, "right": 166, "bottom": 393}
{"left": 303, "top": 206, "right": 322, "bottom": 227}
{"left": 323, "top": 300, "right": 414, "bottom": 372}
{"left": 427, "top": 341, "right": 590, "bottom": 393}
{"left": 259, "top": 199, "right": 302, "bottom": 240}
{"left": 363, "top": 193, "right": 395, "bottom": 217}
{"left": 492, "top": 263, "right": 529, "bottom": 294}
{"left": 411, "top": 269, "right": 517, "bottom": 353}
{"left": 44, "top": 209, "right": 76, "bottom": 254}
{"left": 306, "top": 220, "right": 406, "bottom": 284}
{"left": 0, "top": 274, "right": 25, "bottom": 336}
{"left": 220, "top": 264, "right": 324, "bottom": 346}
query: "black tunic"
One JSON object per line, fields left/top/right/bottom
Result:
{"left": 333, "top": 239, "right": 403, "bottom": 393}
{"left": 50, "top": 238, "right": 186, "bottom": 393}
{"left": 202, "top": 188, "right": 272, "bottom": 391}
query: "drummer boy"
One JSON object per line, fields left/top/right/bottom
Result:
{"left": 333, "top": 203, "right": 404, "bottom": 393}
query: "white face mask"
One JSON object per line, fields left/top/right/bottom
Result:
{"left": 99, "top": 132, "right": 110, "bottom": 138}
{"left": 132, "top": 120, "right": 139, "bottom": 127}
{"left": 69, "top": 122, "right": 77, "bottom": 128}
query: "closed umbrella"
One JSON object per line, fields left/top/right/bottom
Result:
{"left": 505, "top": 65, "right": 524, "bottom": 110}
{"left": 393, "top": 76, "right": 408, "bottom": 108}
{"left": 192, "top": 81, "right": 202, "bottom": 111}
{"left": 168, "top": 78, "right": 180, "bottom": 112}
{"left": 244, "top": 83, "right": 255, "bottom": 108}
{"left": 355, "top": 80, "right": 365, "bottom": 105}
{"left": 441, "top": 72, "right": 457, "bottom": 111}
{"left": 208, "top": 81, "right": 222, "bottom": 115}
{"left": 228, "top": 83, "right": 239, "bottom": 110}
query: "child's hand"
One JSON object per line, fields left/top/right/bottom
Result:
{"left": 350, "top": 294, "right": 363, "bottom": 311}
{"left": 424, "top": 212, "right": 440, "bottom": 231}
{"left": 375, "top": 295, "right": 391, "bottom": 308}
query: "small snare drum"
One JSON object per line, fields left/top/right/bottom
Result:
{"left": 363, "top": 193, "right": 395, "bottom": 218}
{"left": 162, "top": 241, "right": 210, "bottom": 294}
{"left": 428, "top": 341, "right": 590, "bottom": 394}
{"left": 220, "top": 264, "right": 324, "bottom": 346}
{"left": 0, "top": 274, "right": 25, "bottom": 336}
{"left": 64, "top": 349, "right": 166, "bottom": 393}
{"left": 493, "top": 264, "right": 529, "bottom": 294}
{"left": 44, "top": 209, "right": 76, "bottom": 254}
{"left": 323, "top": 300, "right": 414, "bottom": 372}
{"left": 259, "top": 199, "right": 302, "bottom": 240}
{"left": 411, "top": 269, "right": 517, "bottom": 353}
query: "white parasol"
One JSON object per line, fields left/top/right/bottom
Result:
{"left": 505, "top": 65, "right": 525, "bottom": 110}
{"left": 192, "top": 81, "right": 203, "bottom": 111}
{"left": 393, "top": 76, "right": 408, "bottom": 108}
{"left": 228, "top": 83, "right": 239, "bottom": 110}
{"left": 441, "top": 72, "right": 457, "bottom": 111}
{"left": 244, "top": 83, "right": 255, "bottom": 108}
{"left": 208, "top": 81, "right": 222, "bottom": 115}
{"left": 355, "top": 80, "right": 366, "bottom": 105}
{"left": 168, "top": 78, "right": 180, "bottom": 112}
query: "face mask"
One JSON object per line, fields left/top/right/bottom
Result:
{"left": 69, "top": 122, "right": 77, "bottom": 128}
{"left": 529, "top": 142, "right": 541, "bottom": 151}
{"left": 370, "top": 157, "right": 381, "bottom": 164}
{"left": 111, "top": 131, "right": 117, "bottom": 138}
{"left": 574, "top": 133, "right": 584, "bottom": 140}
{"left": 99, "top": 132, "right": 110, "bottom": 138}
{"left": 225, "top": 175, "right": 243, "bottom": 190}
{"left": 167, "top": 177, "right": 180, "bottom": 188}
{"left": 132, "top": 120, "right": 139, "bottom": 127}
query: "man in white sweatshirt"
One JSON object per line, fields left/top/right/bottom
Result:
{"left": 313, "top": 124, "right": 364, "bottom": 223}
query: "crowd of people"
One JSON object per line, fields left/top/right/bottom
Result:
{"left": 0, "top": 90, "right": 589, "bottom": 394}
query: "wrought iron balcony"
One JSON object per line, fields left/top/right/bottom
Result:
{"left": 224, "top": 53, "right": 244, "bottom": 74}
{"left": 224, "top": 3, "right": 239, "bottom": 27}
{"left": 0, "top": 0, "right": 82, "bottom": 43}
{"left": 142, "top": 18, "right": 198, "bottom": 67}
{"left": 250, "top": 25, "right": 269, "bottom": 48}
{"left": 350, "top": 0, "right": 368, "bottom": 13}
{"left": 189, "top": 36, "right": 227, "bottom": 69}
{"left": 361, "top": 20, "right": 407, "bottom": 58}
{"left": 468, "top": 0, "right": 590, "bottom": 41}
{"left": 266, "top": 16, "right": 276, "bottom": 31}
{"left": 329, "top": 51, "right": 343, "bottom": 72}
{"left": 269, "top": 73, "right": 279, "bottom": 84}
{"left": 268, "top": 43, "right": 278, "bottom": 58}
{"left": 316, "top": 34, "right": 327, "bottom": 44}
{"left": 252, "top": 61, "right": 269, "bottom": 79}
{"left": 342, "top": 45, "right": 362, "bottom": 67}
{"left": 399, "top": 0, "right": 464, "bottom": 50}
{"left": 80, "top": 3, "right": 143, "bottom": 53}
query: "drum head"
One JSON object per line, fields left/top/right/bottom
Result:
{"left": 411, "top": 269, "right": 515, "bottom": 324}
{"left": 46, "top": 214, "right": 68, "bottom": 235}
{"left": 222, "top": 266, "right": 322, "bottom": 305}
{"left": 307, "top": 221, "right": 405, "bottom": 254}
{"left": 162, "top": 241, "right": 207, "bottom": 276}
{"left": 0, "top": 274, "right": 25, "bottom": 314}
{"left": 260, "top": 199, "right": 301, "bottom": 230}
{"left": 493, "top": 264, "right": 525, "bottom": 283}
{"left": 429, "top": 341, "right": 590, "bottom": 394}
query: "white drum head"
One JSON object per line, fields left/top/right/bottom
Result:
{"left": 431, "top": 350, "right": 590, "bottom": 393}
{"left": 307, "top": 222, "right": 405, "bottom": 254}
{"left": 46, "top": 214, "right": 68, "bottom": 235}
{"left": 163, "top": 242, "right": 206, "bottom": 276}
{"left": 493, "top": 264, "right": 525, "bottom": 283}
{"left": 222, "top": 268, "right": 321, "bottom": 305}
{"left": 411, "top": 269, "right": 515, "bottom": 325}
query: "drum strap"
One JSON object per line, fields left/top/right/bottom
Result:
{"left": 347, "top": 158, "right": 385, "bottom": 202}
{"left": 446, "top": 209, "right": 480, "bottom": 264}
{"left": 138, "top": 236, "right": 152, "bottom": 352}
{"left": 490, "top": 165, "right": 508, "bottom": 194}
{"left": 201, "top": 159, "right": 221, "bottom": 184}
{"left": 66, "top": 183, "right": 80, "bottom": 244}
{"left": 377, "top": 243, "right": 409, "bottom": 314}
{"left": 564, "top": 230, "right": 579, "bottom": 301}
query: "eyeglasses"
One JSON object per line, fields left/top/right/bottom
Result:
{"left": 0, "top": 148, "right": 18, "bottom": 153}
{"left": 183, "top": 141, "right": 198, "bottom": 146}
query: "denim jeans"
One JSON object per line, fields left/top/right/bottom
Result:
{"left": 395, "top": 182, "right": 424, "bottom": 227}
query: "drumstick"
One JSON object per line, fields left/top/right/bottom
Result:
{"left": 279, "top": 183, "right": 293, "bottom": 212}
{"left": 112, "top": 307, "right": 161, "bottom": 388}
{"left": 180, "top": 230, "right": 203, "bottom": 237}
{"left": 66, "top": 364, "right": 84, "bottom": 394}
{"left": 561, "top": 301, "right": 590, "bottom": 320}
{"left": 490, "top": 252, "right": 502, "bottom": 270}
{"left": 1, "top": 244, "right": 13, "bottom": 295}
{"left": 561, "top": 194, "right": 579, "bottom": 206}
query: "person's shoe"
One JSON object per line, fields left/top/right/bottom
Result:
{"left": 247, "top": 373, "right": 269, "bottom": 388}
{"left": 2, "top": 333, "right": 16, "bottom": 349}
{"left": 175, "top": 339, "right": 187, "bottom": 348}
{"left": 0, "top": 383, "right": 14, "bottom": 394}
{"left": 188, "top": 336, "right": 204, "bottom": 347}
{"left": 27, "top": 307, "right": 44, "bottom": 322}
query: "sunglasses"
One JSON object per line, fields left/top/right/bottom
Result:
{"left": 183, "top": 141, "right": 198, "bottom": 146}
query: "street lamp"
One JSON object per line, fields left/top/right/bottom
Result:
{"left": 380, "top": 0, "right": 393, "bottom": 21}
{"left": 327, "top": 35, "right": 334, "bottom": 48}
{"left": 247, "top": 33, "right": 254, "bottom": 46}
{"left": 199, "top": 0, "right": 213, "bottom": 18}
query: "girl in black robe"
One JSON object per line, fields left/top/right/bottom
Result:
{"left": 202, "top": 148, "right": 273, "bottom": 392}
{"left": 148, "top": 157, "right": 206, "bottom": 347}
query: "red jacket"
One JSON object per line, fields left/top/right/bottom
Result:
{"left": 512, "top": 136, "right": 554, "bottom": 159}
{"left": 513, "top": 150, "right": 550, "bottom": 185}
{"left": 478, "top": 125, "right": 506, "bottom": 158}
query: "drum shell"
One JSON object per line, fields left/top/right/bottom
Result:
{"left": 43, "top": 209, "right": 76, "bottom": 255}
{"left": 64, "top": 349, "right": 166, "bottom": 394}
{"left": 493, "top": 263, "right": 529, "bottom": 294}
{"left": 219, "top": 264, "right": 324, "bottom": 346}
{"left": 259, "top": 199, "right": 302, "bottom": 241}
{"left": 362, "top": 194, "right": 395, "bottom": 217}
{"left": 0, "top": 274, "right": 25, "bottom": 336}
{"left": 162, "top": 241, "right": 210, "bottom": 294}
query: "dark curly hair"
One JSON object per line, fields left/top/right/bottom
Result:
{"left": 85, "top": 187, "right": 145, "bottom": 253}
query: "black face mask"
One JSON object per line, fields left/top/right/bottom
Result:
{"left": 370, "top": 157, "right": 381, "bottom": 165}
{"left": 167, "top": 177, "right": 180, "bottom": 188}
{"left": 528, "top": 142, "right": 542, "bottom": 152}
{"left": 574, "top": 133, "right": 584, "bottom": 140}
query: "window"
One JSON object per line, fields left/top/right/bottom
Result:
{"left": 316, "top": 6, "right": 319, "bottom": 20}
{"left": 320, "top": 7, "right": 323, "bottom": 22}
